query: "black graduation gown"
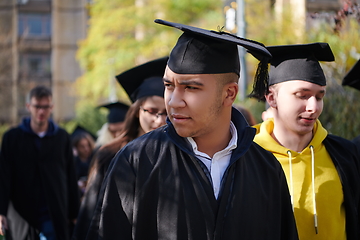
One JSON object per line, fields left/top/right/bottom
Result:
{"left": 72, "top": 149, "right": 116, "bottom": 240}
{"left": 352, "top": 134, "right": 360, "bottom": 154}
{"left": 87, "top": 109, "right": 298, "bottom": 240}
{"left": 5, "top": 202, "right": 39, "bottom": 240}
{"left": 324, "top": 135, "right": 360, "bottom": 239}
{"left": 0, "top": 121, "right": 80, "bottom": 240}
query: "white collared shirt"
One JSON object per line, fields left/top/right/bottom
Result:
{"left": 187, "top": 121, "right": 238, "bottom": 199}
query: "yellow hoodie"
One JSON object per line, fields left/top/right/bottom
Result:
{"left": 253, "top": 118, "right": 346, "bottom": 240}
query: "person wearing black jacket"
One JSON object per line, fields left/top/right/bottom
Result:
{"left": 342, "top": 58, "right": 360, "bottom": 152}
{"left": 86, "top": 19, "right": 298, "bottom": 240}
{"left": 0, "top": 86, "right": 80, "bottom": 240}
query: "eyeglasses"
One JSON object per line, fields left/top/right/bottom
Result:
{"left": 31, "top": 104, "right": 52, "bottom": 110}
{"left": 140, "top": 106, "right": 167, "bottom": 118}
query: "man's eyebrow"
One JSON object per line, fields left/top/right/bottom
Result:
{"left": 179, "top": 80, "right": 204, "bottom": 86}
{"left": 298, "top": 88, "right": 326, "bottom": 94}
{"left": 163, "top": 78, "right": 204, "bottom": 86}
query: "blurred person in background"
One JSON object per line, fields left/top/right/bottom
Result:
{"left": 342, "top": 58, "right": 360, "bottom": 149}
{"left": 261, "top": 102, "right": 274, "bottom": 122}
{"left": 0, "top": 85, "right": 79, "bottom": 240}
{"left": 233, "top": 104, "right": 257, "bottom": 126}
{"left": 72, "top": 56, "right": 168, "bottom": 240}
{"left": 95, "top": 102, "right": 129, "bottom": 148}
{"left": 71, "top": 126, "right": 96, "bottom": 196}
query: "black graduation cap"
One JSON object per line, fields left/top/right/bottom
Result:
{"left": 342, "top": 59, "right": 360, "bottom": 91}
{"left": 267, "top": 42, "right": 335, "bottom": 87}
{"left": 154, "top": 19, "right": 272, "bottom": 100}
{"left": 71, "top": 125, "right": 97, "bottom": 141}
{"left": 116, "top": 57, "right": 168, "bottom": 103}
{"left": 98, "top": 102, "right": 129, "bottom": 123}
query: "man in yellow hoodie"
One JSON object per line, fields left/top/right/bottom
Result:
{"left": 253, "top": 43, "right": 360, "bottom": 240}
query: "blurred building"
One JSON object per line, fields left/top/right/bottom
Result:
{"left": 273, "top": 0, "right": 343, "bottom": 15}
{"left": 273, "top": 0, "right": 360, "bottom": 44}
{"left": 0, "top": 0, "right": 87, "bottom": 124}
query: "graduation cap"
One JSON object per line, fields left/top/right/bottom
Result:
{"left": 342, "top": 59, "right": 360, "bottom": 91}
{"left": 154, "top": 19, "right": 272, "bottom": 100}
{"left": 116, "top": 57, "right": 168, "bottom": 103}
{"left": 71, "top": 125, "right": 97, "bottom": 141}
{"left": 267, "top": 42, "right": 335, "bottom": 87}
{"left": 98, "top": 102, "right": 129, "bottom": 123}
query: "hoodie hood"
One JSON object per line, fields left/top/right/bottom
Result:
{"left": 253, "top": 118, "right": 327, "bottom": 157}
{"left": 20, "top": 117, "right": 59, "bottom": 137}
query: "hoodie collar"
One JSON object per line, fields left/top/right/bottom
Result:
{"left": 309, "top": 120, "right": 327, "bottom": 150}
{"left": 20, "top": 117, "right": 59, "bottom": 137}
{"left": 254, "top": 118, "right": 328, "bottom": 155}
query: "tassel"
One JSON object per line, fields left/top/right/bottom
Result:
{"left": 248, "top": 58, "right": 270, "bottom": 101}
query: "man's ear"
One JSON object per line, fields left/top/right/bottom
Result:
{"left": 223, "top": 82, "right": 238, "bottom": 107}
{"left": 26, "top": 103, "right": 30, "bottom": 112}
{"left": 265, "top": 87, "right": 277, "bottom": 108}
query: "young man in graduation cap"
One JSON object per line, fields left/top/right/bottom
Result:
{"left": 86, "top": 19, "right": 298, "bottom": 240}
{"left": 95, "top": 101, "right": 129, "bottom": 148}
{"left": 342, "top": 58, "right": 360, "bottom": 150}
{"left": 253, "top": 43, "right": 360, "bottom": 240}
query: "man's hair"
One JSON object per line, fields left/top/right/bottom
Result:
{"left": 29, "top": 85, "right": 52, "bottom": 100}
{"left": 267, "top": 83, "right": 279, "bottom": 95}
{"left": 216, "top": 72, "right": 239, "bottom": 89}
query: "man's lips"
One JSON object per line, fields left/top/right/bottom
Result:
{"left": 299, "top": 116, "right": 316, "bottom": 123}
{"left": 170, "top": 113, "right": 191, "bottom": 121}
{"left": 38, "top": 115, "right": 46, "bottom": 120}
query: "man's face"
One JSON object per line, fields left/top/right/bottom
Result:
{"left": 26, "top": 96, "right": 53, "bottom": 127}
{"left": 108, "top": 122, "right": 125, "bottom": 138}
{"left": 268, "top": 80, "right": 325, "bottom": 136}
{"left": 163, "top": 66, "right": 224, "bottom": 139}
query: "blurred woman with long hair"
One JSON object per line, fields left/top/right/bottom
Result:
{"left": 72, "top": 57, "right": 168, "bottom": 240}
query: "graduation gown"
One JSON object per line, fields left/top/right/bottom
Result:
{"left": 323, "top": 135, "right": 360, "bottom": 239}
{"left": 352, "top": 134, "right": 360, "bottom": 154}
{"left": 72, "top": 148, "right": 116, "bottom": 240}
{"left": 87, "top": 109, "right": 298, "bottom": 240}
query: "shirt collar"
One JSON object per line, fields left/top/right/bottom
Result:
{"left": 187, "top": 121, "right": 238, "bottom": 156}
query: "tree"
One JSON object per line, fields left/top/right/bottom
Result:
{"left": 238, "top": 0, "right": 360, "bottom": 139}
{"left": 72, "top": 0, "right": 224, "bottom": 133}
{"left": 75, "top": 0, "right": 223, "bottom": 106}
{"left": 72, "top": 0, "right": 223, "bottom": 134}
{"left": 309, "top": 13, "right": 360, "bottom": 139}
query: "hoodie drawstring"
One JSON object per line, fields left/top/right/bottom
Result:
{"left": 287, "top": 146, "right": 318, "bottom": 234}
{"left": 310, "top": 145, "right": 318, "bottom": 234}
{"left": 286, "top": 150, "right": 294, "bottom": 212}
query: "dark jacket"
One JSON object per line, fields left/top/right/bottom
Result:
{"left": 0, "top": 118, "right": 80, "bottom": 240}
{"left": 72, "top": 148, "right": 115, "bottom": 240}
{"left": 86, "top": 109, "right": 299, "bottom": 240}
{"left": 352, "top": 135, "right": 360, "bottom": 154}
{"left": 323, "top": 135, "right": 360, "bottom": 239}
